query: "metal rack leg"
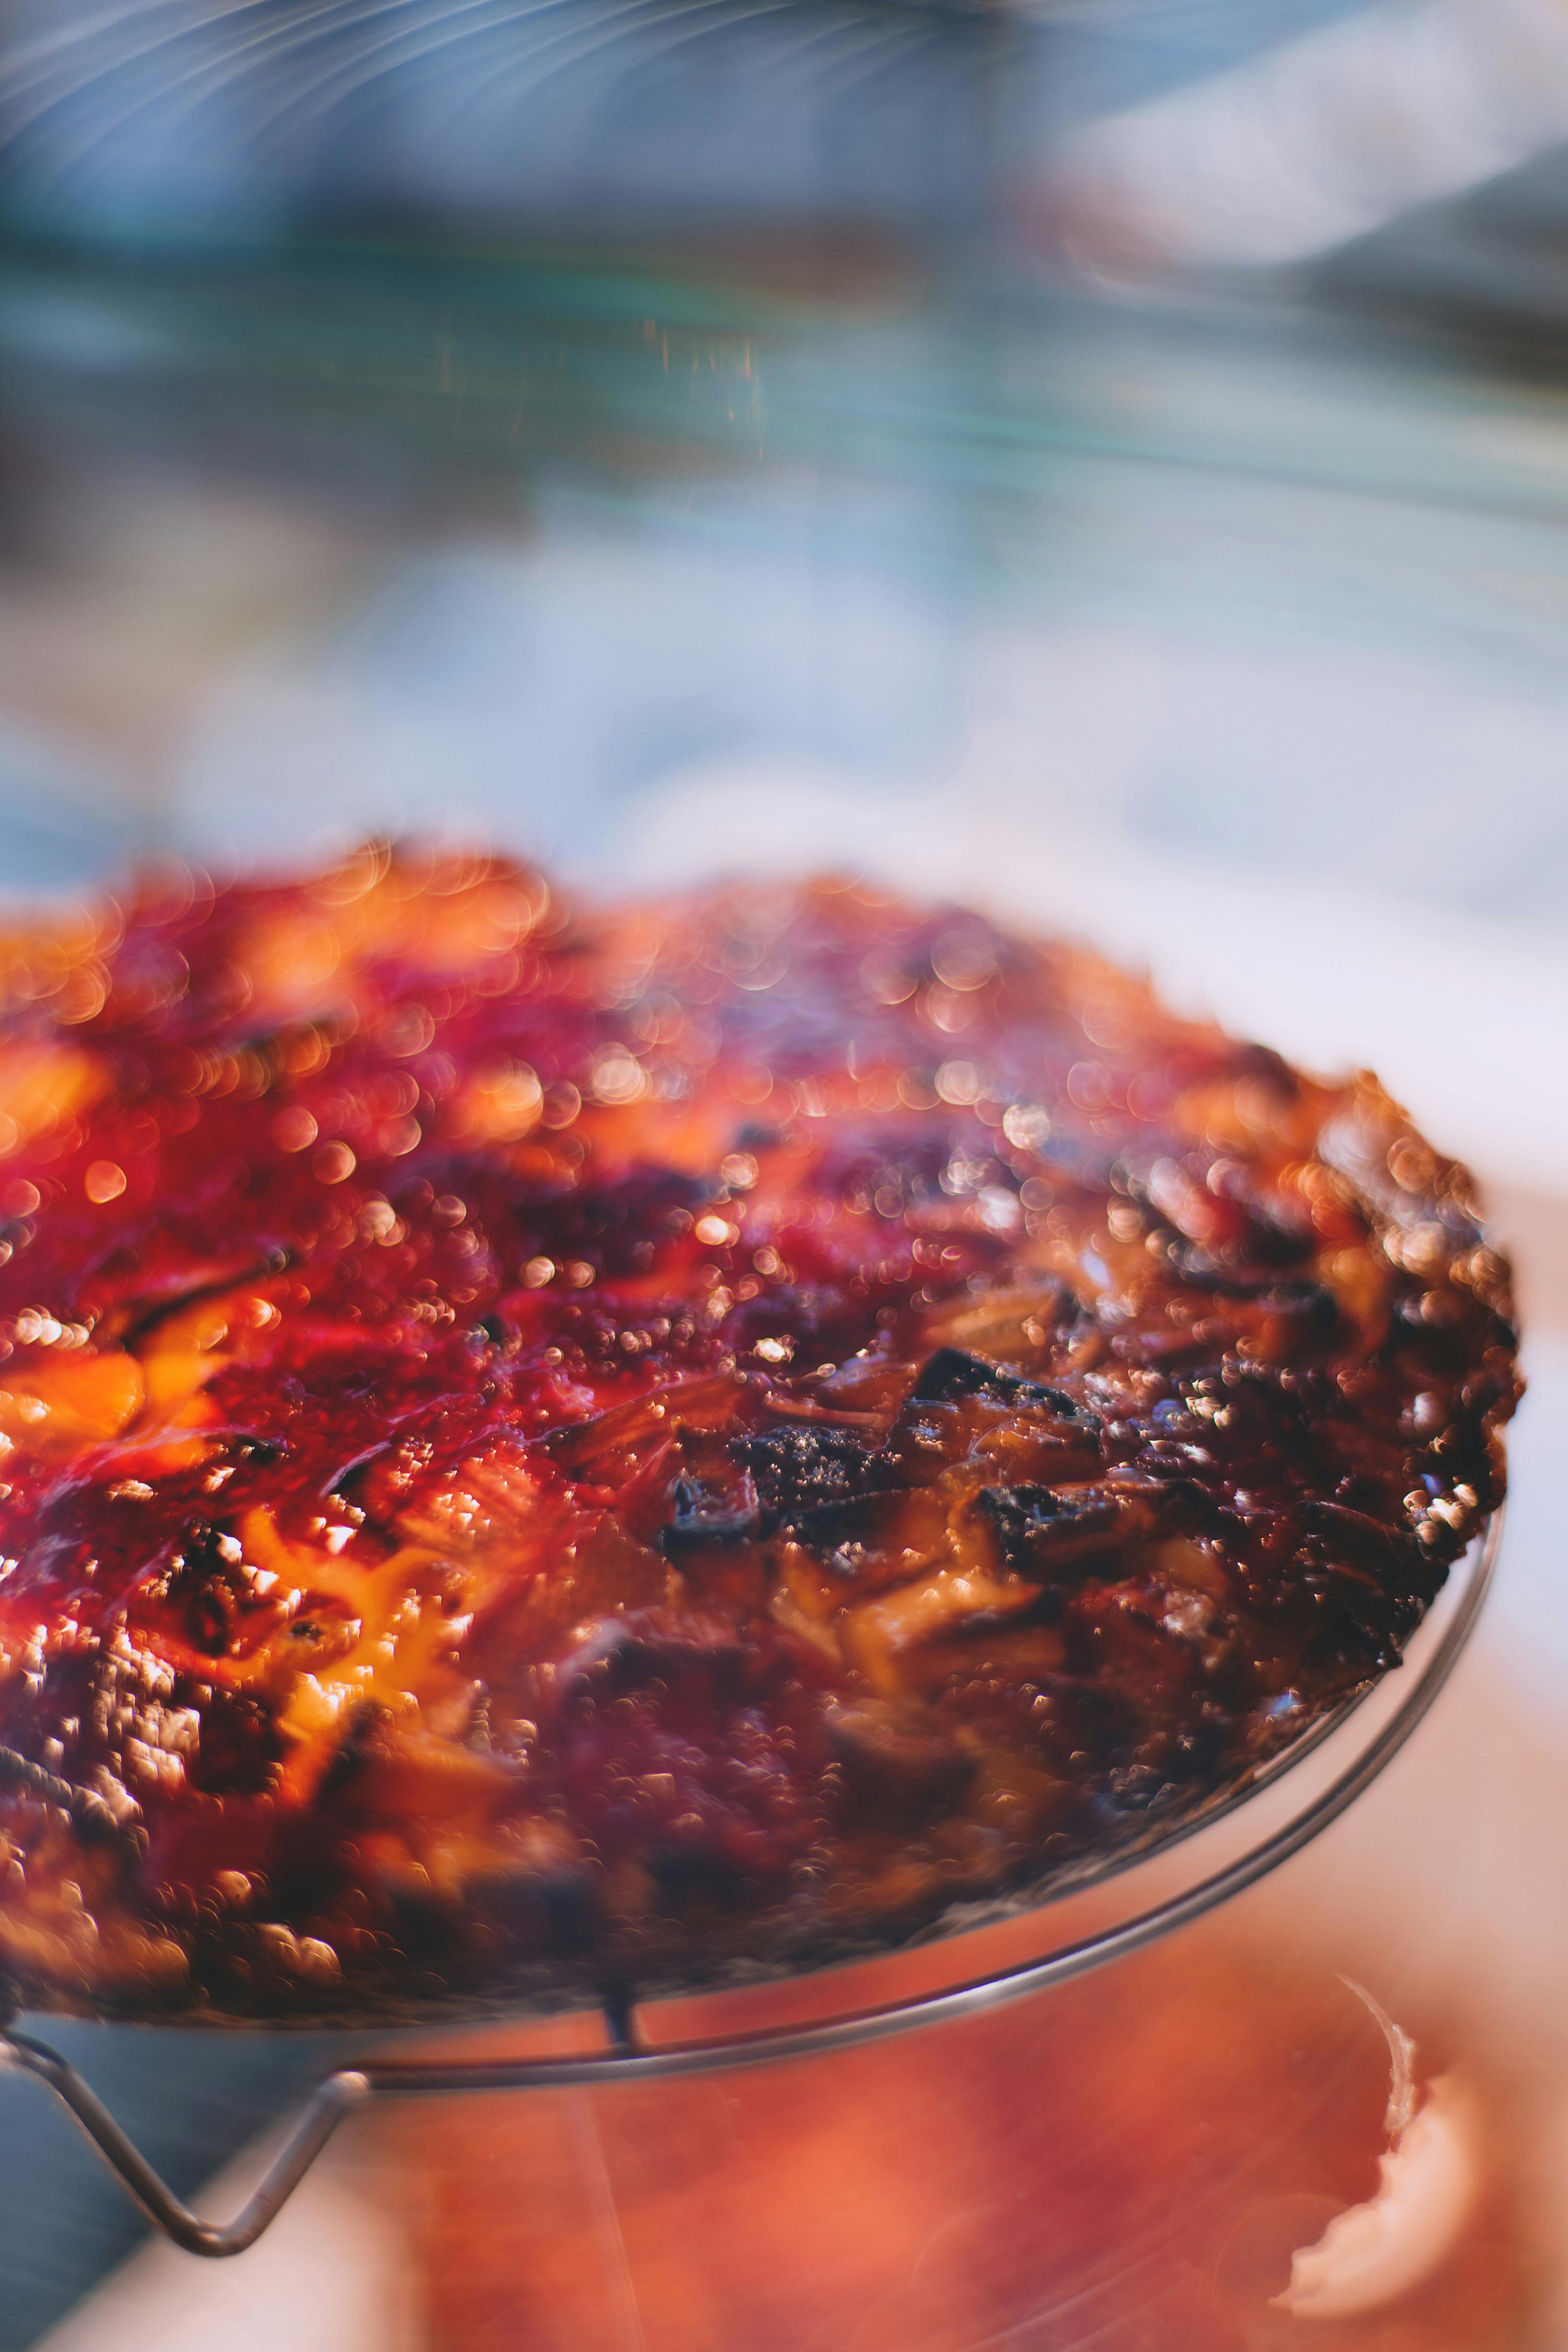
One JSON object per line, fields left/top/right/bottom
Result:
{"left": 0, "top": 2027, "right": 372, "bottom": 2258}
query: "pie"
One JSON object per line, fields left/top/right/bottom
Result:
{"left": 0, "top": 847, "right": 1519, "bottom": 2021}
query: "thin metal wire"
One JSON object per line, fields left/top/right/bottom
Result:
{"left": 0, "top": 2033, "right": 372, "bottom": 2258}
{"left": 0, "top": 1514, "right": 1498, "bottom": 2258}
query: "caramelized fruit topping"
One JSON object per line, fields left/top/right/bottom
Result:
{"left": 0, "top": 848, "right": 1518, "bottom": 2018}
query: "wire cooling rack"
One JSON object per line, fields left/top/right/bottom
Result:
{"left": 0, "top": 1514, "right": 1498, "bottom": 2258}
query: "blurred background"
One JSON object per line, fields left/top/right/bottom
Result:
{"left": 0, "top": 0, "right": 1567, "bottom": 2344}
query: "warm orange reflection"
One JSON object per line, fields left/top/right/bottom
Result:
{"left": 386, "top": 1916, "right": 1532, "bottom": 2351}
